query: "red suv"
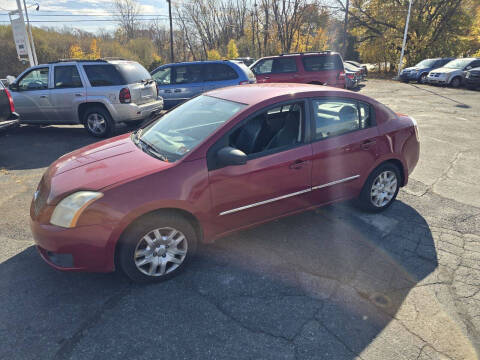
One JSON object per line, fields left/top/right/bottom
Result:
{"left": 30, "top": 84, "right": 419, "bottom": 283}
{"left": 251, "top": 51, "right": 346, "bottom": 88}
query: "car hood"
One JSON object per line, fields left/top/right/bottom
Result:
{"left": 431, "top": 67, "right": 460, "bottom": 74}
{"left": 44, "top": 134, "right": 174, "bottom": 204}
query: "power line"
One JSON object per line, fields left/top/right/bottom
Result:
{"left": 0, "top": 13, "right": 170, "bottom": 17}
{"left": 0, "top": 18, "right": 171, "bottom": 23}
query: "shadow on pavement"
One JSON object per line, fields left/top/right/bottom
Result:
{"left": 0, "top": 200, "right": 437, "bottom": 359}
{"left": 408, "top": 83, "right": 471, "bottom": 109}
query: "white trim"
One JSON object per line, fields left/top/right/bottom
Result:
{"left": 311, "top": 175, "right": 360, "bottom": 190}
{"left": 218, "top": 174, "right": 360, "bottom": 216}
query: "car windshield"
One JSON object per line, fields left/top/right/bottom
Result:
{"left": 139, "top": 95, "right": 246, "bottom": 161}
{"left": 416, "top": 59, "right": 436, "bottom": 67}
{"left": 444, "top": 59, "right": 471, "bottom": 69}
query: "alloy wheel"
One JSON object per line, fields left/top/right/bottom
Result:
{"left": 86, "top": 113, "right": 107, "bottom": 135}
{"left": 370, "top": 170, "right": 398, "bottom": 208}
{"left": 134, "top": 227, "right": 188, "bottom": 277}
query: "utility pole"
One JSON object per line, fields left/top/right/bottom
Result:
{"left": 342, "top": 0, "right": 349, "bottom": 57}
{"left": 397, "top": 0, "right": 413, "bottom": 77}
{"left": 167, "top": 0, "right": 174, "bottom": 63}
{"left": 12, "top": 0, "right": 35, "bottom": 66}
{"left": 23, "top": 0, "right": 38, "bottom": 65}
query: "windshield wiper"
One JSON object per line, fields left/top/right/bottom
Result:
{"left": 138, "top": 138, "right": 169, "bottom": 162}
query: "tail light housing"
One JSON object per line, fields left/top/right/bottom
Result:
{"left": 346, "top": 73, "right": 354, "bottom": 80}
{"left": 119, "top": 87, "right": 131, "bottom": 104}
{"left": 239, "top": 81, "right": 248, "bottom": 85}
{"left": 337, "top": 71, "right": 345, "bottom": 80}
{"left": 5, "top": 88, "right": 15, "bottom": 113}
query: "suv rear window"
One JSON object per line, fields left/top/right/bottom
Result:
{"left": 83, "top": 65, "right": 125, "bottom": 87}
{"left": 302, "top": 55, "right": 343, "bottom": 71}
{"left": 115, "top": 62, "right": 152, "bottom": 84}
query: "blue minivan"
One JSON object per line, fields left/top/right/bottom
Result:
{"left": 151, "top": 60, "right": 256, "bottom": 109}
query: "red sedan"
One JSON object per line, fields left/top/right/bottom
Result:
{"left": 30, "top": 84, "right": 419, "bottom": 282}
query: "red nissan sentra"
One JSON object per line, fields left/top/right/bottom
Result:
{"left": 30, "top": 84, "right": 419, "bottom": 283}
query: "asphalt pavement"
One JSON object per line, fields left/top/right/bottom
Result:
{"left": 0, "top": 80, "right": 479, "bottom": 359}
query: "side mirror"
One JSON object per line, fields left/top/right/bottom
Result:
{"left": 217, "top": 146, "right": 247, "bottom": 167}
{"left": 465, "top": 66, "right": 472, "bottom": 70}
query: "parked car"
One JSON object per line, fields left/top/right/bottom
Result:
{"left": 465, "top": 67, "right": 480, "bottom": 90}
{"left": 9, "top": 59, "right": 163, "bottom": 137}
{"left": 344, "top": 62, "right": 362, "bottom": 86}
{"left": 400, "top": 57, "right": 454, "bottom": 83}
{"left": 0, "top": 80, "right": 19, "bottom": 133}
{"left": 426, "top": 58, "right": 480, "bottom": 87}
{"left": 345, "top": 60, "right": 368, "bottom": 78}
{"left": 250, "top": 51, "right": 346, "bottom": 89}
{"left": 234, "top": 57, "right": 256, "bottom": 66}
{"left": 30, "top": 83, "right": 419, "bottom": 283}
{"left": 151, "top": 60, "right": 256, "bottom": 109}
{"left": 344, "top": 70, "right": 359, "bottom": 90}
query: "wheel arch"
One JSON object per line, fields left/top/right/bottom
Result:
{"left": 78, "top": 102, "right": 111, "bottom": 124}
{"left": 364, "top": 157, "right": 406, "bottom": 189}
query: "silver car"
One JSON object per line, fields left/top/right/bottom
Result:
{"left": 426, "top": 58, "right": 480, "bottom": 88}
{"left": 9, "top": 59, "right": 164, "bottom": 137}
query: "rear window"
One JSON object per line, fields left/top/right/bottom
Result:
{"left": 83, "top": 65, "right": 125, "bottom": 87}
{"left": 115, "top": 62, "right": 152, "bottom": 84}
{"left": 302, "top": 55, "right": 343, "bottom": 71}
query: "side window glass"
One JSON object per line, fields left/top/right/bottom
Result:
{"left": 174, "top": 65, "right": 202, "bottom": 84}
{"left": 83, "top": 65, "right": 125, "bottom": 87}
{"left": 229, "top": 102, "right": 304, "bottom": 156}
{"left": 253, "top": 59, "right": 273, "bottom": 75}
{"left": 152, "top": 67, "right": 172, "bottom": 85}
{"left": 54, "top": 66, "right": 83, "bottom": 89}
{"left": 272, "top": 58, "right": 297, "bottom": 73}
{"left": 313, "top": 99, "right": 368, "bottom": 140}
{"left": 204, "top": 64, "right": 238, "bottom": 81}
{"left": 18, "top": 68, "right": 49, "bottom": 90}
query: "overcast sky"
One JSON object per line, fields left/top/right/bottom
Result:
{"left": 0, "top": 0, "right": 170, "bottom": 33}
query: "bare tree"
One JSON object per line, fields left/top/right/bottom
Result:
{"left": 113, "top": 0, "right": 140, "bottom": 40}
{"left": 271, "top": 0, "right": 309, "bottom": 53}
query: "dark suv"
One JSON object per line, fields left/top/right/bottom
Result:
{"left": 250, "top": 51, "right": 346, "bottom": 89}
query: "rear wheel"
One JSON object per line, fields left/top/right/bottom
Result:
{"left": 118, "top": 213, "right": 197, "bottom": 283}
{"left": 356, "top": 163, "right": 401, "bottom": 213}
{"left": 450, "top": 76, "right": 462, "bottom": 88}
{"left": 83, "top": 106, "right": 115, "bottom": 137}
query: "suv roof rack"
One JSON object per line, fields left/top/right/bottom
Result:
{"left": 48, "top": 57, "right": 129, "bottom": 64}
{"left": 279, "top": 50, "right": 335, "bottom": 56}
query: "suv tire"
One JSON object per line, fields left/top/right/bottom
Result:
{"left": 83, "top": 106, "right": 115, "bottom": 138}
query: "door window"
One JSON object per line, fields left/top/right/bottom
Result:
{"left": 173, "top": 65, "right": 203, "bottom": 84}
{"left": 54, "top": 66, "right": 83, "bottom": 89}
{"left": 18, "top": 68, "right": 49, "bottom": 90}
{"left": 312, "top": 99, "right": 372, "bottom": 140}
{"left": 228, "top": 102, "right": 304, "bottom": 157}
{"left": 204, "top": 63, "right": 238, "bottom": 81}
{"left": 152, "top": 67, "right": 172, "bottom": 85}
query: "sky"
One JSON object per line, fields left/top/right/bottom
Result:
{"left": 0, "top": 0, "right": 170, "bottom": 33}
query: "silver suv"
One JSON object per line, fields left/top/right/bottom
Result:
{"left": 9, "top": 59, "right": 163, "bottom": 137}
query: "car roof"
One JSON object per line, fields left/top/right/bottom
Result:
{"left": 160, "top": 60, "right": 237, "bottom": 66}
{"left": 205, "top": 83, "right": 354, "bottom": 105}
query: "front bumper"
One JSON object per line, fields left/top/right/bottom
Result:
{"left": 426, "top": 77, "right": 448, "bottom": 84}
{"left": 30, "top": 218, "right": 117, "bottom": 272}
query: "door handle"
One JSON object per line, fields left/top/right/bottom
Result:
{"left": 289, "top": 159, "right": 307, "bottom": 170}
{"left": 39, "top": 95, "right": 48, "bottom": 98}
{"left": 164, "top": 89, "right": 172, "bottom": 93}
{"left": 264, "top": 76, "right": 270, "bottom": 79}
{"left": 361, "top": 139, "right": 377, "bottom": 149}
{"left": 75, "top": 93, "right": 83, "bottom": 97}
{"left": 174, "top": 89, "right": 181, "bottom": 93}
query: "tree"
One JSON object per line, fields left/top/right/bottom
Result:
{"left": 69, "top": 44, "right": 85, "bottom": 59}
{"left": 207, "top": 49, "right": 222, "bottom": 60}
{"left": 88, "top": 39, "right": 100, "bottom": 59}
{"left": 227, "top": 39, "right": 239, "bottom": 58}
{"left": 113, "top": 0, "right": 140, "bottom": 41}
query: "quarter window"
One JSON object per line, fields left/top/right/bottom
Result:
{"left": 252, "top": 58, "right": 297, "bottom": 74}
{"left": 204, "top": 64, "right": 238, "bottom": 81}
{"left": 54, "top": 66, "right": 83, "bottom": 89}
{"left": 18, "top": 68, "right": 49, "bottom": 90}
{"left": 313, "top": 99, "right": 371, "bottom": 140}
{"left": 83, "top": 65, "right": 125, "bottom": 87}
{"left": 303, "top": 55, "right": 343, "bottom": 71}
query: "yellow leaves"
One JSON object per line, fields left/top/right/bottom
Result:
{"left": 207, "top": 49, "right": 222, "bottom": 60}
{"left": 88, "top": 39, "right": 100, "bottom": 60}
{"left": 68, "top": 44, "right": 85, "bottom": 59}
{"left": 227, "top": 39, "right": 239, "bottom": 59}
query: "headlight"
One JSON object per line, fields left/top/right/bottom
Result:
{"left": 50, "top": 191, "right": 103, "bottom": 228}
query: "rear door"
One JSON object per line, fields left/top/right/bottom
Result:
{"left": 9, "top": 66, "right": 51, "bottom": 122}
{"left": 301, "top": 55, "right": 345, "bottom": 88}
{"left": 203, "top": 63, "right": 239, "bottom": 91}
{"left": 162, "top": 64, "right": 204, "bottom": 107}
{"left": 49, "top": 64, "right": 85, "bottom": 123}
{"left": 252, "top": 57, "right": 298, "bottom": 83}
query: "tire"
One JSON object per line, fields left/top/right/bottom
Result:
{"left": 83, "top": 106, "right": 115, "bottom": 138}
{"left": 418, "top": 73, "right": 427, "bottom": 84}
{"left": 356, "top": 163, "right": 401, "bottom": 213}
{"left": 450, "top": 76, "right": 462, "bottom": 88}
{"left": 118, "top": 213, "right": 198, "bottom": 283}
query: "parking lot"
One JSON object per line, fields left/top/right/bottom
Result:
{"left": 1, "top": 79, "right": 480, "bottom": 359}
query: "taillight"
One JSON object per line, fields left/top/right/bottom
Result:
{"left": 119, "top": 87, "right": 131, "bottom": 104}
{"left": 239, "top": 81, "right": 248, "bottom": 85}
{"left": 346, "top": 73, "right": 354, "bottom": 79}
{"left": 5, "top": 88, "right": 15, "bottom": 113}
{"left": 337, "top": 71, "right": 345, "bottom": 80}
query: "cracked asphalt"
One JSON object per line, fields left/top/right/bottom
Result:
{"left": 1, "top": 79, "right": 479, "bottom": 359}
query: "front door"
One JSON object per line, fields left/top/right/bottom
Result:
{"left": 308, "top": 97, "right": 379, "bottom": 205}
{"left": 207, "top": 101, "right": 312, "bottom": 235}
{"left": 10, "top": 67, "right": 52, "bottom": 122}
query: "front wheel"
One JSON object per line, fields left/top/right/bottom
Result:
{"left": 118, "top": 213, "right": 197, "bottom": 283}
{"left": 356, "top": 163, "right": 401, "bottom": 213}
{"left": 450, "top": 76, "right": 462, "bottom": 88}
